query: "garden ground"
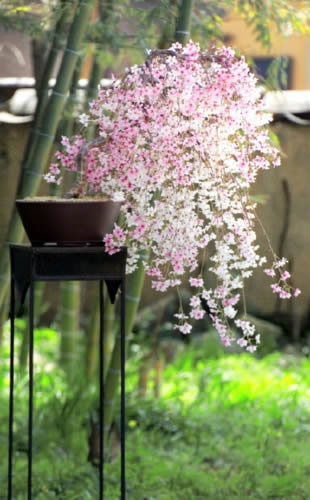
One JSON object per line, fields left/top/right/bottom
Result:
{"left": 1, "top": 323, "right": 310, "bottom": 499}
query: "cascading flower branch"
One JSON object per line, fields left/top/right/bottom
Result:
{"left": 45, "top": 41, "right": 300, "bottom": 352}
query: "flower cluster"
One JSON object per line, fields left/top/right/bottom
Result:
{"left": 264, "top": 257, "right": 300, "bottom": 299}
{"left": 45, "top": 41, "right": 299, "bottom": 352}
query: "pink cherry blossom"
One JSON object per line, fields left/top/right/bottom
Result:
{"left": 190, "top": 296, "right": 201, "bottom": 308}
{"left": 189, "top": 278, "right": 204, "bottom": 287}
{"left": 264, "top": 268, "right": 276, "bottom": 277}
{"left": 281, "top": 271, "right": 291, "bottom": 281}
{"left": 45, "top": 41, "right": 300, "bottom": 351}
{"left": 174, "top": 322, "right": 192, "bottom": 335}
{"left": 190, "top": 308, "right": 205, "bottom": 320}
{"left": 237, "top": 338, "right": 248, "bottom": 347}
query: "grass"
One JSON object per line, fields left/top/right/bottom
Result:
{"left": 120, "top": 352, "right": 310, "bottom": 499}
{"left": 0, "top": 322, "right": 310, "bottom": 498}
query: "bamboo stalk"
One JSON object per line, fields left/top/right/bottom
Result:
{"left": 18, "top": 55, "right": 84, "bottom": 371}
{"left": 53, "top": 54, "right": 83, "bottom": 197}
{"left": 103, "top": 252, "right": 147, "bottom": 441}
{"left": 87, "top": 58, "right": 102, "bottom": 102}
{"left": 85, "top": 57, "right": 103, "bottom": 140}
{"left": 157, "top": 0, "right": 178, "bottom": 49}
{"left": 19, "top": 281, "right": 45, "bottom": 371}
{"left": 83, "top": 64, "right": 109, "bottom": 378}
{"left": 174, "top": 0, "right": 193, "bottom": 45}
{"left": 0, "top": 0, "right": 93, "bottom": 309}
{"left": 0, "top": 297, "right": 9, "bottom": 354}
{"left": 86, "top": 291, "right": 100, "bottom": 380}
{"left": 59, "top": 281, "right": 81, "bottom": 373}
{"left": 0, "top": 2, "right": 69, "bottom": 321}
{"left": 22, "top": 0, "right": 69, "bottom": 179}
{"left": 83, "top": 0, "right": 115, "bottom": 378}
{"left": 19, "top": 1, "right": 91, "bottom": 199}
{"left": 54, "top": 59, "right": 83, "bottom": 373}
{"left": 86, "top": 287, "right": 116, "bottom": 381}
{"left": 101, "top": 0, "right": 195, "bottom": 445}
{"left": 0, "top": 2, "right": 69, "bottom": 333}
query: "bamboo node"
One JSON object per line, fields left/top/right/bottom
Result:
{"left": 125, "top": 294, "right": 139, "bottom": 302}
{"left": 116, "top": 334, "right": 130, "bottom": 341}
{"left": 110, "top": 368, "right": 120, "bottom": 374}
{"left": 65, "top": 47, "right": 82, "bottom": 56}
{"left": 31, "top": 129, "right": 54, "bottom": 140}
{"left": 52, "top": 91, "right": 67, "bottom": 99}
{"left": 24, "top": 170, "right": 43, "bottom": 178}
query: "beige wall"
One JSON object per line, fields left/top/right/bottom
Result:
{"left": 1, "top": 119, "right": 309, "bottom": 328}
{"left": 246, "top": 120, "right": 310, "bottom": 323}
{"left": 223, "top": 15, "right": 310, "bottom": 89}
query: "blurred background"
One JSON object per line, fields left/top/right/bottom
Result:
{"left": 1, "top": 1, "right": 310, "bottom": 498}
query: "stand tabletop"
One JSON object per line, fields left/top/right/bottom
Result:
{"left": 9, "top": 244, "right": 127, "bottom": 306}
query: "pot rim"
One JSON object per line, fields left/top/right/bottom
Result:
{"left": 16, "top": 198, "right": 115, "bottom": 204}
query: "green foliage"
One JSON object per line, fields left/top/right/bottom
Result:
{"left": 0, "top": 1, "right": 72, "bottom": 38}
{"left": 1, "top": 321, "right": 310, "bottom": 498}
{"left": 237, "top": 0, "right": 310, "bottom": 47}
{"left": 265, "top": 56, "right": 291, "bottom": 90}
{"left": 2, "top": 0, "right": 310, "bottom": 50}
{"left": 86, "top": 0, "right": 310, "bottom": 68}
{"left": 1, "top": 0, "right": 310, "bottom": 87}
{"left": 189, "top": 1, "right": 310, "bottom": 50}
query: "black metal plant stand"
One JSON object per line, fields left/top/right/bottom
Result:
{"left": 8, "top": 244, "right": 127, "bottom": 500}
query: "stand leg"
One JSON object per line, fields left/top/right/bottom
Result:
{"left": 120, "top": 280, "right": 126, "bottom": 500}
{"left": 28, "top": 282, "right": 35, "bottom": 500}
{"left": 99, "top": 281, "right": 104, "bottom": 500}
{"left": 8, "top": 278, "right": 15, "bottom": 500}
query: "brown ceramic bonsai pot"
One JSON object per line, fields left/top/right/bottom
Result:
{"left": 16, "top": 198, "right": 121, "bottom": 246}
